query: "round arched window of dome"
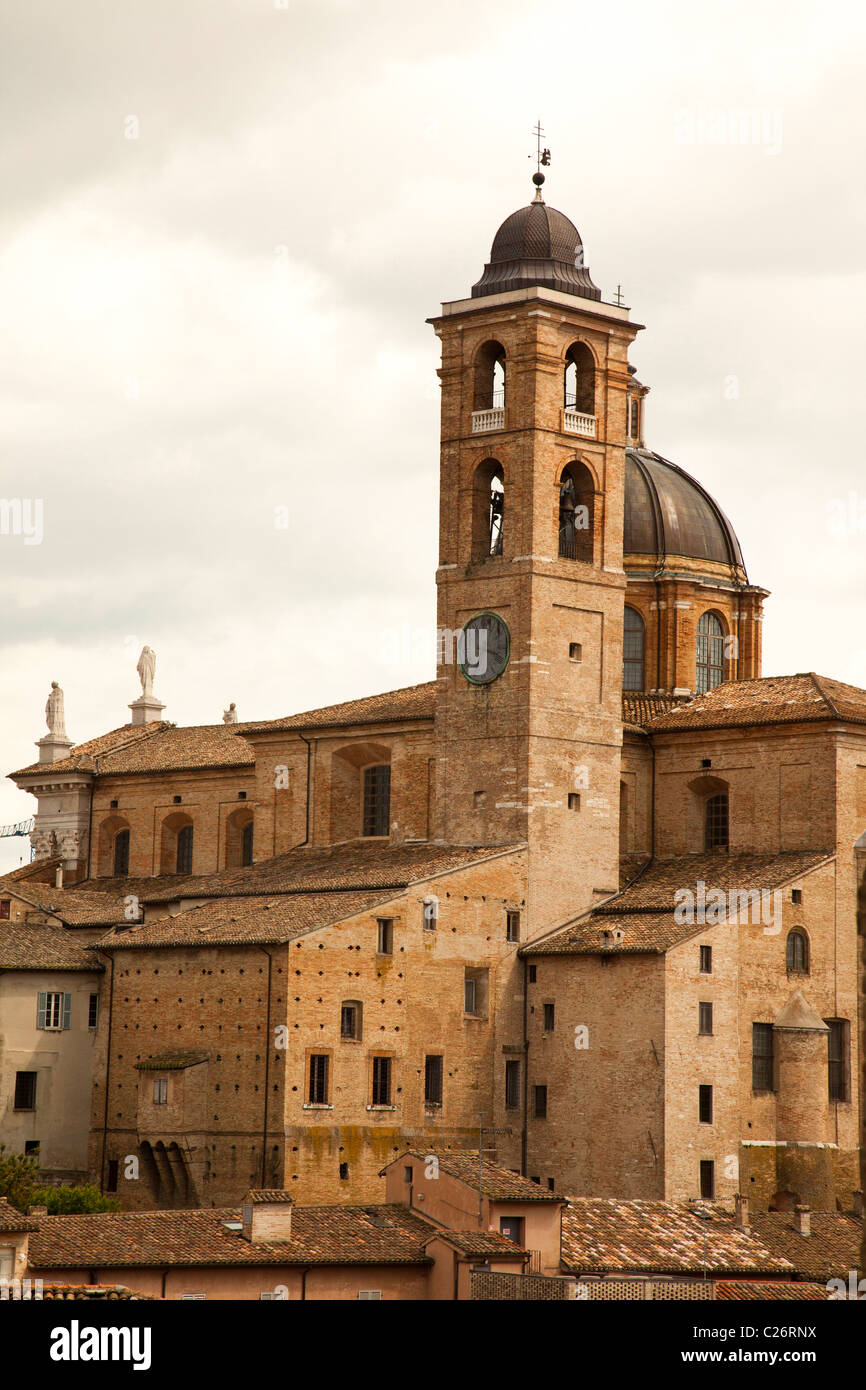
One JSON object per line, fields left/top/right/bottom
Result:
{"left": 622, "top": 606, "right": 645, "bottom": 692}
{"left": 696, "top": 611, "right": 726, "bottom": 694}
{"left": 786, "top": 928, "right": 809, "bottom": 974}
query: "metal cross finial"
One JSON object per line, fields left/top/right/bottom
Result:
{"left": 530, "top": 120, "right": 551, "bottom": 198}
{"left": 614, "top": 283, "right": 626, "bottom": 306}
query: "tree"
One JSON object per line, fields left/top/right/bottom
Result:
{"left": 0, "top": 1145, "right": 119, "bottom": 1214}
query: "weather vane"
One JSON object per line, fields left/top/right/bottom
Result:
{"left": 530, "top": 119, "right": 551, "bottom": 198}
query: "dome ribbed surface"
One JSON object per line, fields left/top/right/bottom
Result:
{"left": 625, "top": 449, "right": 746, "bottom": 575}
{"left": 472, "top": 200, "right": 601, "bottom": 301}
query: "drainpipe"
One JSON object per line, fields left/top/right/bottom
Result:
{"left": 99, "top": 953, "right": 116, "bottom": 1192}
{"left": 292, "top": 733, "right": 313, "bottom": 851}
{"left": 256, "top": 948, "right": 274, "bottom": 1187}
{"left": 300, "top": 1266, "right": 310, "bottom": 1301}
{"left": 521, "top": 957, "right": 529, "bottom": 1175}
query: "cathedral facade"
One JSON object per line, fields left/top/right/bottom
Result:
{"left": 2, "top": 180, "right": 863, "bottom": 1219}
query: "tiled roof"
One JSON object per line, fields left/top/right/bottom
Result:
{"left": 647, "top": 673, "right": 866, "bottom": 734}
{"left": 10, "top": 721, "right": 264, "bottom": 780}
{"left": 622, "top": 693, "right": 682, "bottom": 730}
{"left": 246, "top": 1190, "right": 294, "bottom": 1205}
{"left": 714, "top": 1279, "right": 827, "bottom": 1301}
{"left": 523, "top": 850, "right": 833, "bottom": 955}
{"left": 560, "top": 1200, "right": 795, "bottom": 1276}
{"left": 38, "top": 1284, "right": 155, "bottom": 1301}
{"left": 133, "top": 1051, "right": 209, "bottom": 1071}
{"left": 0, "top": 1197, "right": 39, "bottom": 1232}
{"left": 94, "top": 889, "right": 400, "bottom": 951}
{"left": 29, "top": 1204, "right": 436, "bottom": 1269}
{"left": 427, "top": 1229, "right": 528, "bottom": 1257}
{"left": 242, "top": 682, "right": 437, "bottom": 735}
{"left": 9, "top": 725, "right": 160, "bottom": 778}
{"left": 747, "top": 1212, "right": 863, "bottom": 1283}
{"left": 401, "top": 1152, "right": 565, "bottom": 1202}
{"left": 0, "top": 920, "right": 103, "bottom": 972}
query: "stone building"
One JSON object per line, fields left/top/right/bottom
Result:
{"left": 1, "top": 174, "right": 863, "bottom": 1222}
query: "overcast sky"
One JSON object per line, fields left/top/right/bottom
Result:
{"left": 1, "top": 0, "right": 864, "bottom": 869}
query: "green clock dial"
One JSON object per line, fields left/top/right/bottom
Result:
{"left": 458, "top": 612, "right": 510, "bottom": 685}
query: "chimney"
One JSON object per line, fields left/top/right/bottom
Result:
{"left": 794, "top": 1204, "right": 811, "bottom": 1237}
{"left": 852, "top": 1190, "right": 864, "bottom": 1218}
{"left": 734, "top": 1193, "right": 749, "bottom": 1229}
{"left": 241, "top": 1189, "right": 292, "bottom": 1243}
{"left": 55, "top": 865, "right": 63, "bottom": 890}
{"left": 27, "top": 1205, "right": 48, "bottom": 1217}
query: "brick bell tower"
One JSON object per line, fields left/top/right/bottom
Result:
{"left": 428, "top": 170, "right": 643, "bottom": 929}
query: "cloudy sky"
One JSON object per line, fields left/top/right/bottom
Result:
{"left": 1, "top": 0, "right": 864, "bottom": 869}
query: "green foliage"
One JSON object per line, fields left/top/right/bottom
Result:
{"left": 0, "top": 1144, "right": 120, "bottom": 1214}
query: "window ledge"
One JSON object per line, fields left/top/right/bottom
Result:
{"left": 339, "top": 1037, "right": 362, "bottom": 1045}
{"left": 302, "top": 1103, "right": 333, "bottom": 1111}
{"left": 464, "top": 1014, "right": 487, "bottom": 1022}
{"left": 366, "top": 1104, "right": 396, "bottom": 1112}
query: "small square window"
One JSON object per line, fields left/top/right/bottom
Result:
{"left": 24, "top": 1140, "right": 40, "bottom": 1156}
{"left": 109, "top": 799, "right": 119, "bottom": 809}
{"left": 153, "top": 1078, "right": 168, "bottom": 1105}
{"left": 543, "top": 1003, "right": 555, "bottom": 1032}
{"left": 173, "top": 795, "right": 182, "bottom": 805}
{"left": 791, "top": 889, "right": 802, "bottom": 905}
{"left": 377, "top": 918, "right": 393, "bottom": 955}
{"left": 569, "top": 643, "right": 582, "bottom": 661}
{"left": 700, "top": 759, "right": 711, "bottom": 770}
{"left": 506, "top": 911, "right": 520, "bottom": 943}
{"left": 698, "top": 1002, "right": 713, "bottom": 1036}
{"left": 568, "top": 793, "right": 581, "bottom": 811}
{"left": 699, "top": 945, "right": 712, "bottom": 975}
{"left": 238, "top": 791, "right": 247, "bottom": 800}
{"left": 473, "top": 791, "right": 486, "bottom": 810}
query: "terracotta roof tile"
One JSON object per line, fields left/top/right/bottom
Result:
{"left": 560, "top": 1200, "right": 795, "bottom": 1276}
{"left": 0, "top": 920, "right": 103, "bottom": 972}
{"left": 747, "top": 1212, "right": 863, "bottom": 1283}
{"left": 37, "top": 1284, "right": 155, "bottom": 1300}
{"left": 714, "top": 1279, "right": 827, "bottom": 1301}
{"left": 648, "top": 673, "right": 866, "bottom": 734}
{"left": 242, "top": 682, "right": 437, "bottom": 735}
{"left": 0, "top": 1197, "right": 39, "bottom": 1233}
{"left": 621, "top": 693, "right": 683, "bottom": 729}
{"left": 401, "top": 1151, "right": 565, "bottom": 1202}
{"left": 29, "top": 1204, "right": 436, "bottom": 1268}
{"left": 428, "top": 1229, "right": 527, "bottom": 1257}
{"left": 524, "top": 850, "right": 832, "bottom": 955}
{"left": 94, "top": 889, "right": 400, "bottom": 951}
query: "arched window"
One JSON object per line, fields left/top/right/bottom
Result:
{"left": 559, "top": 462, "right": 595, "bottom": 562}
{"left": 563, "top": 342, "right": 595, "bottom": 416}
{"left": 786, "top": 929, "right": 809, "bottom": 974}
{"left": 696, "top": 611, "right": 726, "bottom": 694}
{"left": 472, "top": 460, "right": 504, "bottom": 558}
{"left": 241, "top": 820, "right": 254, "bottom": 868}
{"left": 473, "top": 340, "right": 506, "bottom": 412}
{"left": 176, "top": 824, "right": 194, "bottom": 874}
{"left": 622, "top": 606, "right": 646, "bottom": 691}
{"left": 705, "top": 793, "right": 729, "bottom": 851}
{"left": 113, "top": 828, "right": 130, "bottom": 877}
{"left": 362, "top": 764, "right": 390, "bottom": 838}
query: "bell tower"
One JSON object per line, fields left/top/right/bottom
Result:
{"left": 429, "top": 172, "right": 643, "bottom": 929}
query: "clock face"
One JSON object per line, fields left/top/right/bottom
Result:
{"left": 459, "top": 612, "right": 510, "bottom": 685}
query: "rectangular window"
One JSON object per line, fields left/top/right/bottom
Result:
{"left": 752, "top": 1022, "right": 774, "bottom": 1092}
{"left": 88, "top": 994, "right": 99, "bottom": 1029}
{"left": 339, "top": 1162, "right": 349, "bottom": 1181}
{"left": 568, "top": 793, "right": 581, "bottom": 811}
{"left": 699, "top": 1084, "right": 713, "bottom": 1124}
{"left": 543, "top": 1003, "right": 555, "bottom": 1032}
{"left": 358, "top": 1291, "right": 382, "bottom": 1300}
{"left": 569, "top": 642, "right": 582, "bottom": 661}
{"left": 506, "top": 911, "right": 520, "bottom": 943}
{"left": 826, "top": 1020, "right": 849, "bottom": 1102}
{"left": 340, "top": 1002, "right": 360, "bottom": 1040}
{"left": 371, "top": 1056, "right": 392, "bottom": 1107}
{"left": 37, "top": 991, "right": 70, "bottom": 1030}
{"left": 499, "top": 1216, "right": 524, "bottom": 1245}
{"left": 699, "top": 1160, "right": 715, "bottom": 1199}
{"left": 792, "top": 888, "right": 802, "bottom": 905}
{"left": 698, "top": 1002, "right": 713, "bottom": 1036}
{"left": 14, "top": 1072, "right": 37, "bottom": 1110}
{"left": 106, "top": 1159, "right": 119, "bottom": 1192}
{"left": 464, "top": 977, "right": 477, "bottom": 1015}
{"left": 362, "top": 764, "right": 391, "bottom": 837}
{"left": 533, "top": 1085, "right": 547, "bottom": 1119}
{"left": 505, "top": 1060, "right": 521, "bottom": 1111}
{"left": 464, "top": 968, "right": 490, "bottom": 1018}
{"left": 528, "top": 965, "right": 537, "bottom": 984}
{"left": 424, "top": 1054, "right": 443, "bottom": 1107}
{"left": 153, "top": 1078, "right": 168, "bottom": 1106}
{"left": 699, "top": 945, "right": 712, "bottom": 974}
{"left": 0, "top": 899, "right": 10, "bottom": 920}
{"left": 308, "top": 1054, "right": 330, "bottom": 1105}
{"left": 376, "top": 918, "right": 393, "bottom": 955}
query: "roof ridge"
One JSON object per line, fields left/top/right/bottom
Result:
{"left": 807, "top": 671, "right": 842, "bottom": 719}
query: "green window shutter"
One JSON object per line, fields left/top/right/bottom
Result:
{"left": 37, "top": 992, "right": 48, "bottom": 1029}
{"left": 62, "top": 993, "right": 72, "bottom": 1030}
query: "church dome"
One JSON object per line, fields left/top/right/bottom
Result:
{"left": 472, "top": 197, "right": 602, "bottom": 301}
{"left": 625, "top": 448, "right": 747, "bottom": 578}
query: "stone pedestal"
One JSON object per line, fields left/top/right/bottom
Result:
{"left": 35, "top": 735, "right": 74, "bottom": 765}
{"left": 129, "top": 696, "right": 166, "bottom": 726}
